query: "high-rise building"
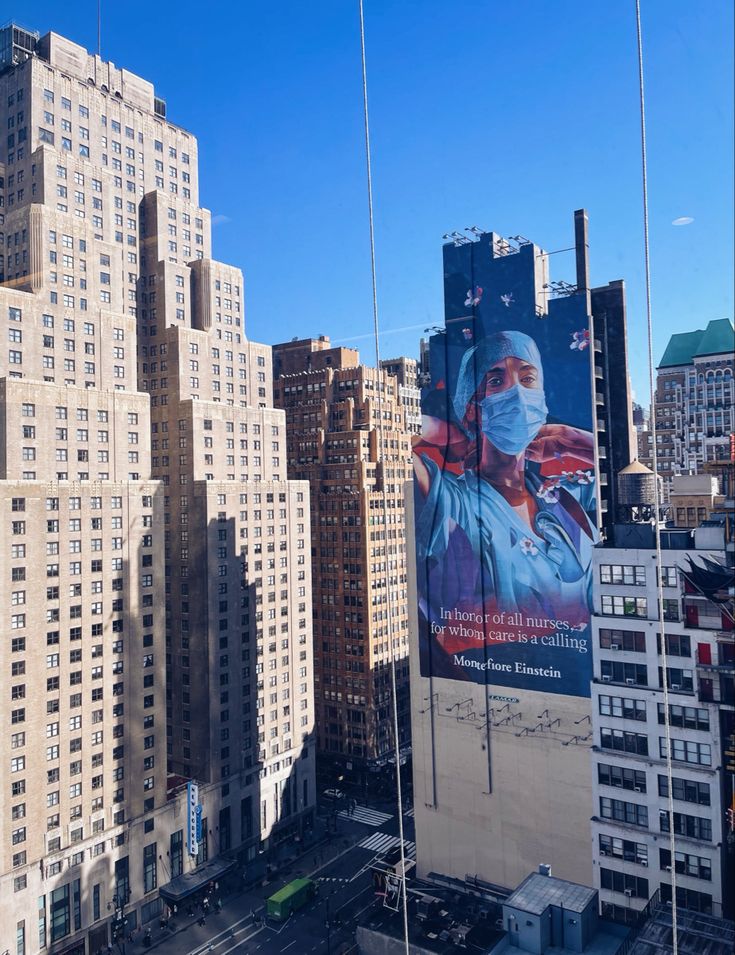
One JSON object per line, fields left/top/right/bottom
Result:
{"left": 631, "top": 402, "right": 648, "bottom": 430}
{"left": 273, "top": 336, "right": 412, "bottom": 782}
{"left": 409, "top": 211, "right": 634, "bottom": 891}
{"left": 0, "top": 24, "right": 315, "bottom": 951}
{"left": 380, "top": 356, "right": 422, "bottom": 435}
{"left": 652, "top": 319, "right": 734, "bottom": 493}
{"left": 590, "top": 522, "right": 734, "bottom": 922}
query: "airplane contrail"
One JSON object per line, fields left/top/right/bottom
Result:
{"left": 333, "top": 321, "right": 429, "bottom": 344}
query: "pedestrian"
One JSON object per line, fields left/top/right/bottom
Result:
{"left": 198, "top": 915, "right": 206, "bottom": 927}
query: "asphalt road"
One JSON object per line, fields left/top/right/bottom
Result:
{"left": 130, "top": 799, "right": 415, "bottom": 955}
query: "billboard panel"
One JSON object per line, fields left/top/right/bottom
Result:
{"left": 414, "top": 237, "right": 599, "bottom": 697}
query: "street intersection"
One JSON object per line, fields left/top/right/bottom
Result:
{"left": 125, "top": 800, "right": 415, "bottom": 955}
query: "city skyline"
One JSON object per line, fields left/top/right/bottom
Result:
{"left": 0, "top": 16, "right": 732, "bottom": 954}
{"left": 9, "top": 1, "right": 733, "bottom": 403}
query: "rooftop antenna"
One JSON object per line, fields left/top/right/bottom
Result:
{"left": 98, "top": 0, "right": 102, "bottom": 58}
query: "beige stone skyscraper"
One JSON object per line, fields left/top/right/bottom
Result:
{"left": 273, "top": 337, "right": 412, "bottom": 785}
{"left": 0, "top": 24, "right": 315, "bottom": 953}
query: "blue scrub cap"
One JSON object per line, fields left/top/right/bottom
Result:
{"left": 453, "top": 330, "right": 544, "bottom": 430}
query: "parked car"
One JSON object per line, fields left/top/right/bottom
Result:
{"left": 322, "top": 788, "right": 345, "bottom": 803}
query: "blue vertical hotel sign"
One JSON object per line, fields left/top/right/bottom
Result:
{"left": 187, "top": 781, "right": 199, "bottom": 856}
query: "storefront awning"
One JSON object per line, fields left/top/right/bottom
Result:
{"left": 159, "top": 858, "right": 236, "bottom": 904}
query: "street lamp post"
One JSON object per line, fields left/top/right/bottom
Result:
{"left": 109, "top": 890, "right": 130, "bottom": 955}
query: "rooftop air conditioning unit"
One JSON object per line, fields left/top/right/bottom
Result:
{"left": 626, "top": 678, "right": 635, "bottom": 685}
{"left": 611, "top": 645, "right": 620, "bottom": 651}
{"left": 634, "top": 787, "right": 642, "bottom": 793}
{"left": 624, "top": 889, "right": 633, "bottom": 898}
{"left": 671, "top": 684, "right": 680, "bottom": 691}
{"left": 602, "top": 675, "right": 611, "bottom": 682}
{"left": 641, "top": 860, "right": 648, "bottom": 867}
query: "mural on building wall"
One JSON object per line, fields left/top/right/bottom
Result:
{"left": 414, "top": 236, "right": 599, "bottom": 696}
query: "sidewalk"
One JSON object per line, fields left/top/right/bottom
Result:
{"left": 123, "top": 823, "right": 365, "bottom": 954}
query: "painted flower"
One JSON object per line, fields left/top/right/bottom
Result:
{"left": 520, "top": 537, "right": 539, "bottom": 557}
{"left": 561, "top": 470, "right": 576, "bottom": 483}
{"left": 462, "top": 327, "right": 474, "bottom": 341}
{"left": 570, "top": 329, "right": 590, "bottom": 351}
{"left": 500, "top": 292, "right": 515, "bottom": 308}
{"left": 575, "top": 469, "right": 595, "bottom": 485}
{"left": 464, "top": 286, "right": 483, "bottom": 307}
{"left": 537, "top": 479, "right": 560, "bottom": 503}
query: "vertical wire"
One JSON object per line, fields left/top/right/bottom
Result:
{"left": 357, "top": 2, "right": 411, "bottom": 951}
{"left": 635, "top": 3, "right": 679, "bottom": 948}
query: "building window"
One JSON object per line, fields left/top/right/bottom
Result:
{"left": 143, "top": 842, "right": 157, "bottom": 893}
{"left": 600, "top": 867, "right": 649, "bottom": 899}
{"left": 659, "top": 737, "right": 711, "bottom": 766}
{"left": 600, "top": 797, "right": 648, "bottom": 828}
{"left": 660, "top": 810, "right": 712, "bottom": 842}
{"left": 600, "top": 564, "right": 646, "bottom": 586}
{"left": 601, "top": 595, "right": 648, "bottom": 617}
{"left": 658, "top": 775, "right": 709, "bottom": 806}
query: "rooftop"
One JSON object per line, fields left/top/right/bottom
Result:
{"left": 627, "top": 902, "right": 735, "bottom": 955}
{"left": 505, "top": 872, "right": 597, "bottom": 916}
{"left": 659, "top": 319, "right": 734, "bottom": 368}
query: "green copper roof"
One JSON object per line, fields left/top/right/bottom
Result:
{"left": 659, "top": 319, "right": 734, "bottom": 368}
{"left": 693, "top": 318, "right": 734, "bottom": 358}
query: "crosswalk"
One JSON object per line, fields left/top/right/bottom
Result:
{"left": 404, "top": 806, "right": 415, "bottom": 818}
{"left": 358, "top": 831, "right": 416, "bottom": 858}
{"left": 337, "top": 805, "right": 393, "bottom": 828}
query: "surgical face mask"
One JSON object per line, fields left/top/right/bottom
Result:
{"left": 479, "top": 384, "right": 548, "bottom": 456}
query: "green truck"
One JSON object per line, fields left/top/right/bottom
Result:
{"left": 266, "top": 878, "right": 317, "bottom": 921}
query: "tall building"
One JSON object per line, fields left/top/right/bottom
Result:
{"left": 409, "top": 211, "right": 634, "bottom": 891}
{"left": 631, "top": 402, "right": 648, "bottom": 430}
{"left": 0, "top": 24, "right": 315, "bottom": 953}
{"left": 273, "top": 336, "right": 412, "bottom": 782}
{"left": 652, "top": 319, "right": 734, "bottom": 492}
{"left": 590, "top": 522, "right": 734, "bottom": 922}
{"left": 380, "top": 356, "right": 422, "bottom": 435}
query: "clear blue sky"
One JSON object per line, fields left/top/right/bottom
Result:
{"left": 11, "top": 1, "right": 734, "bottom": 402}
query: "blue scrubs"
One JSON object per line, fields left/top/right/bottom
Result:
{"left": 416, "top": 455, "right": 598, "bottom": 623}
{"left": 416, "top": 456, "right": 598, "bottom": 695}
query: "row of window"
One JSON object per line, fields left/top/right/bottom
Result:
{"left": 597, "top": 765, "right": 710, "bottom": 805}
{"left": 598, "top": 629, "right": 691, "bottom": 656}
{"left": 599, "top": 564, "right": 678, "bottom": 587}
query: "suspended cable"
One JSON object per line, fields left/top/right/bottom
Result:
{"left": 635, "top": 3, "right": 679, "bottom": 949}
{"left": 357, "top": 1, "right": 411, "bottom": 950}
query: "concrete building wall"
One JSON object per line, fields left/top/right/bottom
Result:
{"left": 407, "top": 487, "right": 594, "bottom": 891}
